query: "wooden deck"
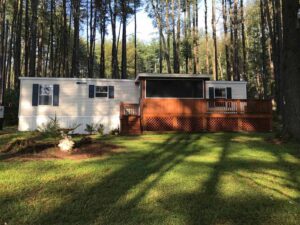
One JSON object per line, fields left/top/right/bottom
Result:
{"left": 120, "top": 99, "right": 272, "bottom": 134}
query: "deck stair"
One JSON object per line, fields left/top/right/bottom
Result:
{"left": 120, "top": 103, "right": 141, "bottom": 135}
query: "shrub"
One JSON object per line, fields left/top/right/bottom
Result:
{"left": 85, "top": 123, "right": 105, "bottom": 135}
{"left": 97, "top": 124, "right": 105, "bottom": 135}
{"left": 110, "top": 128, "right": 120, "bottom": 136}
{"left": 37, "top": 115, "right": 61, "bottom": 138}
{"left": 3, "top": 89, "right": 19, "bottom": 126}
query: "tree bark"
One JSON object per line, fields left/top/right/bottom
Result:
{"left": 172, "top": 0, "right": 179, "bottom": 73}
{"left": 204, "top": 0, "right": 209, "bottom": 74}
{"left": 24, "top": 0, "right": 29, "bottom": 77}
{"left": 165, "top": 0, "right": 171, "bottom": 73}
{"left": 109, "top": 0, "right": 119, "bottom": 79}
{"left": 29, "top": 0, "right": 39, "bottom": 77}
{"left": 14, "top": 0, "right": 23, "bottom": 88}
{"left": 233, "top": 0, "right": 240, "bottom": 81}
{"left": 0, "top": 0, "right": 6, "bottom": 104}
{"left": 259, "top": 0, "right": 268, "bottom": 98}
{"left": 176, "top": 0, "right": 181, "bottom": 73}
{"left": 121, "top": 0, "right": 128, "bottom": 79}
{"left": 240, "top": 0, "right": 247, "bottom": 81}
{"left": 212, "top": 0, "right": 218, "bottom": 80}
{"left": 281, "top": 0, "right": 300, "bottom": 139}
{"left": 71, "top": 0, "right": 80, "bottom": 78}
{"left": 134, "top": 0, "right": 137, "bottom": 77}
{"left": 222, "top": 0, "right": 231, "bottom": 80}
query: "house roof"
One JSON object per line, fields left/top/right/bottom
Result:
{"left": 135, "top": 73, "right": 212, "bottom": 82}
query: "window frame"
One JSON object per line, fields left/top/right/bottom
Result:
{"left": 145, "top": 79, "right": 205, "bottom": 99}
{"left": 38, "top": 84, "right": 54, "bottom": 106}
{"left": 214, "top": 87, "right": 227, "bottom": 99}
{"left": 95, "top": 85, "right": 109, "bottom": 98}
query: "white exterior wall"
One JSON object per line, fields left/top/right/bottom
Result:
{"left": 205, "top": 81, "right": 247, "bottom": 99}
{"left": 18, "top": 78, "right": 140, "bottom": 134}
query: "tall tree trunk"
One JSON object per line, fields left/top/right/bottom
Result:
{"left": 151, "top": 0, "right": 171, "bottom": 74}
{"left": 192, "top": 0, "right": 198, "bottom": 74}
{"left": 172, "top": 0, "right": 178, "bottom": 73}
{"left": 24, "top": 0, "right": 29, "bottom": 77}
{"left": 71, "top": 0, "right": 80, "bottom": 78}
{"left": 233, "top": 0, "right": 240, "bottom": 81}
{"left": 99, "top": 0, "right": 107, "bottom": 78}
{"left": 3, "top": 21, "right": 9, "bottom": 91}
{"left": 240, "top": 0, "right": 247, "bottom": 81}
{"left": 222, "top": 0, "right": 231, "bottom": 80}
{"left": 175, "top": 0, "right": 181, "bottom": 73}
{"left": 0, "top": 0, "right": 6, "bottom": 104}
{"left": 212, "top": 0, "right": 218, "bottom": 80}
{"left": 159, "top": 27, "right": 163, "bottom": 73}
{"left": 121, "top": 1, "right": 127, "bottom": 79}
{"left": 165, "top": 0, "right": 171, "bottom": 73}
{"left": 109, "top": 0, "right": 119, "bottom": 79}
{"left": 62, "top": 0, "right": 68, "bottom": 77}
{"left": 259, "top": 0, "right": 268, "bottom": 98}
{"left": 88, "top": 0, "right": 97, "bottom": 78}
{"left": 281, "top": 0, "right": 300, "bottom": 139}
{"left": 29, "top": 0, "right": 39, "bottom": 77}
{"left": 204, "top": 0, "right": 209, "bottom": 74}
{"left": 228, "top": 0, "right": 234, "bottom": 80}
{"left": 134, "top": 0, "right": 137, "bottom": 77}
{"left": 14, "top": 0, "right": 23, "bottom": 88}
{"left": 49, "top": 0, "right": 55, "bottom": 76}
{"left": 185, "top": 0, "right": 191, "bottom": 73}
{"left": 274, "top": 0, "right": 283, "bottom": 113}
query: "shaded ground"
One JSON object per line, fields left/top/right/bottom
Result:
{"left": 0, "top": 131, "right": 300, "bottom": 225}
{"left": 1, "top": 142, "right": 121, "bottom": 161}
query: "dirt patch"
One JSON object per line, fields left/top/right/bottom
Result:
{"left": 265, "top": 137, "right": 286, "bottom": 145}
{"left": 1, "top": 141, "right": 123, "bottom": 161}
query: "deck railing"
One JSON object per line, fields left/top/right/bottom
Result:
{"left": 121, "top": 99, "right": 272, "bottom": 133}
{"left": 207, "top": 100, "right": 272, "bottom": 114}
{"left": 120, "top": 102, "right": 140, "bottom": 117}
{"left": 121, "top": 99, "right": 272, "bottom": 117}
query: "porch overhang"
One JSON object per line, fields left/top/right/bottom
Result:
{"left": 135, "top": 73, "right": 212, "bottom": 83}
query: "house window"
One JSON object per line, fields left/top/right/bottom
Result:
{"left": 39, "top": 85, "right": 53, "bottom": 105}
{"left": 146, "top": 79, "right": 204, "bottom": 98}
{"left": 95, "top": 86, "right": 108, "bottom": 98}
{"left": 214, "top": 88, "right": 226, "bottom": 99}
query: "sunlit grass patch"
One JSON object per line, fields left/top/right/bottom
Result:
{"left": 0, "top": 132, "right": 300, "bottom": 225}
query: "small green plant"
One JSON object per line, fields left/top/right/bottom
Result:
{"left": 97, "top": 124, "right": 105, "bottom": 135}
{"left": 110, "top": 128, "right": 120, "bottom": 136}
{"left": 85, "top": 123, "right": 97, "bottom": 135}
{"left": 85, "top": 123, "right": 104, "bottom": 135}
{"left": 37, "top": 115, "right": 60, "bottom": 138}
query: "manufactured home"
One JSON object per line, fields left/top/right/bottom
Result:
{"left": 18, "top": 74, "right": 272, "bottom": 134}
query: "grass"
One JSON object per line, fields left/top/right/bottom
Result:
{"left": 0, "top": 129, "right": 300, "bottom": 225}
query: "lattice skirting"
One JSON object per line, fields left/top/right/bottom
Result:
{"left": 142, "top": 116, "right": 271, "bottom": 132}
{"left": 143, "top": 116, "right": 204, "bottom": 132}
{"left": 241, "top": 118, "right": 271, "bottom": 132}
{"left": 207, "top": 118, "right": 239, "bottom": 132}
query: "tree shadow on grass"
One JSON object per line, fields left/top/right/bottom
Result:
{"left": 3, "top": 133, "right": 300, "bottom": 225}
{"left": 30, "top": 133, "right": 204, "bottom": 225}
{"left": 158, "top": 133, "right": 300, "bottom": 225}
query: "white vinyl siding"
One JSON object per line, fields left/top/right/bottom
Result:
{"left": 18, "top": 78, "right": 139, "bottom": 134}
{"left": 205, "top": 81, "right": 247, "bottom": 100}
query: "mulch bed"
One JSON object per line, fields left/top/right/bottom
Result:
{"left": 265, "top": 137, "right": 286, "bottom": 145}
{"left": 0, "top": 138, "right": 122, "bottom": 161}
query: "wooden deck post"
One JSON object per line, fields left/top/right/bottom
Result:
{"left": 237, "top": 100, "right": 241, "bottom": 114}
{"left": 203, "top": 116, "right": 208, "bottom": 131}
{"left": 238, "top": 117, "right": 242, "bottom": 131}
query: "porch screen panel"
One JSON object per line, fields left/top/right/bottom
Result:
{"left": 146, "top": 79, "right": 203, "bottom": 98}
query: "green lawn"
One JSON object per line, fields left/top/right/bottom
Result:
{"left": 0, "top": 131, "right": 300, "bottom": 225}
